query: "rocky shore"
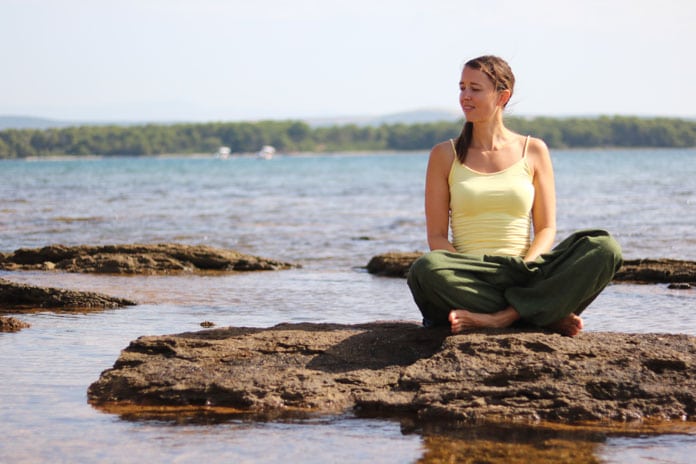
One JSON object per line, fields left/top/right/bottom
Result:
{"left": 4, "top": 243, "right": 694, "bottom": 429}
{"left": 0, "top": 243, "right": 298, "bottom": 274}
{"left": 2, "top": 244, "right": 693, "bottom": 285}
{"left": 0, "top": 244, "right": 300, "bottom": 331}
{"left": 88, "top": 322, "right": 696, "bottom": 427}
{"left": 0, "top": 244, "right": 301, "bottom": 332}
{"left": 366, "top": 253, "right": 696, "bottom": 287}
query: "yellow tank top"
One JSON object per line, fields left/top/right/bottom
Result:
{"left": 448, "top": 137, "right": 534, "bottom": 257}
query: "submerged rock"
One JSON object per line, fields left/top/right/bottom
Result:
{"left": 0, "top": 278, "right": 136, "bottom": 311}
{"left": 88, "top": 322, "right": 696, "bottom": 427}
{"left": 0, "top": 243, "right": 298, "bottom": 274}
{"left": 367, "top": 253, "right": 696, "bottom": 284}
{"left": 0, "top": 315, "right": 31, "bottom": 332}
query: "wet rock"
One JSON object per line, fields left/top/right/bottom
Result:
{"left": 617, "top": 259, "right": 696, "bottom": 284}
{"left": 669, "top": 283, "right": 692, "bottom": 290}
{"left": 0, "top": 315, "right": 31, "bottom": 332}
{"left": 88, "top": 322, "right": 696, "bottom": 427}
{"left": 0, "top": 244, "right": 298, "bottom": 274}
{"left": 366, "top": 253, "right": 696, "bottom": 284}
{"left": 0, "top": 278, "right": 136, "bottom": 311}
{"left": 366, "top": 252, "right": 423, "bottom": 278}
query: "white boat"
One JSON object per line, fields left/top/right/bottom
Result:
{"left": 215, "top": 146, "right": 231, "bottom": 159}
{"left": 257, "top": 145, "right": 275, "bottom": 160}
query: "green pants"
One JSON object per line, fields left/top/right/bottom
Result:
{"left": 406, "top": 229, "right": 623, "bottom": 328}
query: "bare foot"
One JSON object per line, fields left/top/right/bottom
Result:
{"left": 448, "top": 307, "right": 520, "bottom": 334}
{"left": 546, "top": 313, "right": 584, "bottom": 337}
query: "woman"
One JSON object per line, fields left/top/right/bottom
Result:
{"left": 407, "top": 55, "right": 622, "bottom": 336}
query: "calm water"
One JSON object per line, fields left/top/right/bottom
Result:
{"left": 1, "top": 149, "right": 695, "bottom": 463}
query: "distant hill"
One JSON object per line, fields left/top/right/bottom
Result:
{"left": 0, "top": 115, "right": 173, "bottom": 130}
{"left": 305, "top": 108, "right": 461, "bottom": 127}
{"left": 0, "top": 116, "right": 79, "bottom": 130}
{"left": 0, "top": 109, "right": 462, "bottom": 131}
{"left": 3, "top": 111, "right": 693, "bottom": 131}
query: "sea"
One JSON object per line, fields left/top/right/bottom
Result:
{"left": 1, "top": 148, "right": 695, "bottom": 463}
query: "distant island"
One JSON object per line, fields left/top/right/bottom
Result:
{"left": 0, "top": 109, "right": 463, "bottom": 131}
{"left": 1, "top": 114, "right": 695, "bottom": 159}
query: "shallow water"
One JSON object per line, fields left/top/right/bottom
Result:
{"left": 1, "top": 150, "right": 695, "bottom": 462}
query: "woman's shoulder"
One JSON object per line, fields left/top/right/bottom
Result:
{"left": 429, "top": 139, "right": 456, "bottom": 161}
{"left": 516, "top": 134, "right": 549, "bottom": 159}
{"left": 431, "top": 139, "right": 455, "bottom": 153}
{"left": 522, "top": 135, "right": 552, "bottom": 174}
{"left": 427, "top": 140, "right": 456, "bottom": 176}
{"left": 525, "top": 135, "right": 549, "bottom": 155}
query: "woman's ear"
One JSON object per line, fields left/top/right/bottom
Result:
{"left": 498, "top": 89, "right": 512, "bottom": 107}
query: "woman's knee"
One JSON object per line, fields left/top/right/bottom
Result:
{"left": 407, "top": 251, "right": 443, "bottom": 284}
{"left": 590, "top": 233, "right": 623, "bottom": 271}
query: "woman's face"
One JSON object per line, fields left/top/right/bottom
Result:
{"left": 459, "top": 66, "right": 506, "bottom": 122}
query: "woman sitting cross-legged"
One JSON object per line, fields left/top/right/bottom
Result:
{"left": 407, "top": 55, "right": 622, "bottom": 337}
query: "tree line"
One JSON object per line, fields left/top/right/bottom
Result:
{"left": 0, "top": 116, "right": 694, "bottom": 159}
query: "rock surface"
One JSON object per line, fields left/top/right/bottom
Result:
{"left": 0, "top": 244, "right": 298, "bottom": 274}
{"left": 617, "top": 258, "right": 696, "bottom": 284}
{"left": 0, "top": 278, "right": 136, "bottom": 311}
{"left": 0, "top": 315, "right": 31, "bottom": 332}
{"left": 88, "top": 322, "right": 696, "bottom": 426}
{"left": 367, "top": 253, "right": 696, "bottom": 285}
{"left": 366, "top": 252, "right": 423, "bottom": 278}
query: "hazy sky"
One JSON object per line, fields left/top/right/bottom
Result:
{"left": 2, "top": 0, "right": 695, "bottom": 122}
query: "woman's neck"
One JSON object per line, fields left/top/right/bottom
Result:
{"left": 470, "top": 122, "right": 514, "bottom": 151}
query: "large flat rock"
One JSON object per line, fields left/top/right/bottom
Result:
{"left": 88, "top": 322, "right": 696, "bottom": 427}
{"left": 0, "top": 243, "right": 298, "bottom": 274}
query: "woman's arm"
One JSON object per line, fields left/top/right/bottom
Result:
{"left": 425, "top": 142, "right": 458, "bottom": 252}
{"left": 525, "top": 138, "right": 557, "bottom": 262}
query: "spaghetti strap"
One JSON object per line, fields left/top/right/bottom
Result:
{"left": 522, "top": 135, "right": 530, "bottom": 158}
{"left": 449, "top": 138, "right": 457, "bottom": 156}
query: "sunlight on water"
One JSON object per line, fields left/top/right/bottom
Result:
{"left": 599, "top": 434, "right": 696, "bottom": 464}
{"left": 584, "top": 284, "right": 696, "bottom": 335}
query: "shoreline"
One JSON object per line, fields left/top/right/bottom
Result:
{"left": 3, "top": 146, "right": 696, "bottom": 162}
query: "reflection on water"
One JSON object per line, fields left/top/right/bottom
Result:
{"left": 417, "top": 423, "right": 604, "bottom": 464}
{"left": 416, "top": 421, "right": 696, "bottom": 464}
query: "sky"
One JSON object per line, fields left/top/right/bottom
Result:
{"left": 1, "top": 0, "right": 695, "bottom": 122}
